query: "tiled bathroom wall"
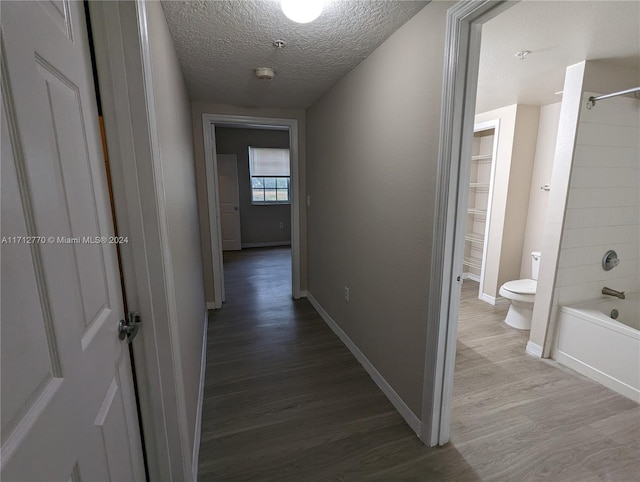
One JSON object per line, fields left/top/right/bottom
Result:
{"left": 555, "top": 93, "right": 640, "bottom": 305}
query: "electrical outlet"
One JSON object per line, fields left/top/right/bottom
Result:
{"left": 344, "top": 287, "right": 350, "bottom": 303}
{"left": 279, "top": 222, "right": 284, "bottom": 229}
{"left": 306, "top": 195, "right": 311, "bottom": 207}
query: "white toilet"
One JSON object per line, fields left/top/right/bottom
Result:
{"left": 499, "top": 251, "right": 541, "bottom": 330}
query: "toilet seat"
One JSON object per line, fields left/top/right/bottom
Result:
{"left": 502, "top": 279, "right": 536, "bottom": 294}
{"left": 499, "top": 279, "right": 537, "bottom": 303}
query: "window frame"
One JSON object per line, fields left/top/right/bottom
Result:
{"left": 248, "top": 147, "right": 291, "bottom": 205}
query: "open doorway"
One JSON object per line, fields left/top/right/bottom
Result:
{"left": 424, "top": 0, "right": 640, "bottom": 455}
{"left": 214, "top": 126, "right": 293, "bottom": 302}
{"left": 202, "top": 114, "right": 301, "bottom": 308}
{"left": 215, "top": 127, "right": 292, "bottom": 251}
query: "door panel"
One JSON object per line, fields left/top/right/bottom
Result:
{"left": 217, "top": 154, "right": 242, "bottom": 251}
{"left": 35, "top": 54, "right": 111, "bottom": 331}
{"left": 0, "top": 95, "right": 58, "bottom": 444}
{"left": 1, "top": 1, "right": 144, "bottom": 480}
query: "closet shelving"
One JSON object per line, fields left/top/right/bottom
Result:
{"left": 462, "top": 126, "right": 496, "bottom": 282}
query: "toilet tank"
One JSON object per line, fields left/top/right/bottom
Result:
{"left": 531, "top": 251, "right": 542, "bottom": 280}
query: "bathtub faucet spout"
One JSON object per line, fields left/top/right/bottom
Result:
{"left": 602, "top": 287, "right": 625, "bottom": 299}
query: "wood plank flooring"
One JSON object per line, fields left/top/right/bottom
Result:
{"left": 198, "top": 247, "right": 640, "bottom": 481}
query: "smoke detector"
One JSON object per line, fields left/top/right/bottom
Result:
{"left": 255, "top": 67, "right": 275, "bottom": 80}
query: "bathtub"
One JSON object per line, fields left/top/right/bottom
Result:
{"left": 553, "top": 294, "right": 639, "bottom": 402}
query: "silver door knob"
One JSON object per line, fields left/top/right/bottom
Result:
{"left": 118, "top": 312, "right": 141, "bottom": 343}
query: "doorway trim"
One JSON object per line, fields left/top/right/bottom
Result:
{"left": 420, "top": 0, "right": 514, "bottom": 447}
{"left": 473, "top": 119, "right": 500, "bottom": 301}
{"left": 202, "top": 114, "right": 301, "bottom": 307}
{"left": 88, "top": 1, "right": 195, "bottom": 479}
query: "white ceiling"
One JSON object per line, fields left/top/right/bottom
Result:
{"left": 162, "top": 1, "right": 639, "bottom": 112}
{"left": 162, "top": 0, "right": 427, "bottom": 108}
{"left": 476, "top": 1, "right": 640, "bottom": 113}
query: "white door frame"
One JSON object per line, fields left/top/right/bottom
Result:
{"left": 420, "top": 0, "right": 514, "bottom": 447}
{"left": 474, "top": 119, "right": 500, "bottom": 300}
{"left": 89, "top": 2, "right": 194, "bottom": 480}
{"left": 202, "top": 114, "right": 301, "bottom": 307}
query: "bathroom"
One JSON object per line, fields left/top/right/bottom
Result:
{"left": 457, "top": 1, "right": 639, "bottom": 404}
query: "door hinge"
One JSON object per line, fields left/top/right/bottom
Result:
{"left": 118, "top": 311, "right": 141, "bottom": 343}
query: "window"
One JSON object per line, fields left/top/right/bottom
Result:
{"left": 248, "top": 147, "right": 290, "bottom": 204}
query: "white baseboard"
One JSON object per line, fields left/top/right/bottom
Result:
{"left": 191, "top": 311, "right": 208, "bottom": 481}
{"left": 526, "top": 341, "right": 543, "bottom": 358}
{"left": 480, "top": 293, "right": 509, "bottom": 306}
{"left": 206, "top": 302, "right": 216, "bottom": 310}
{"left": 462, "top": 272, "right": 480, "bottom": 282}
{"left": 241, "top": 241, "right": 292, "bottom": 248}
{"left": 299, "top": 290, "right": 308, "bottom": 298}
{"left": 306, "top": 293, "right": 421, "bottom": 435}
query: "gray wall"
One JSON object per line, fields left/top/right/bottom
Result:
{"left": 215, "top": 127, "right": 291, "bottom": 246}
{"left": 306, "top": 1, "right": 452, "bottom": 417}
{"left": 192, "top": 103, "right": 306, "bottom": 304}
{"left": 147, "top": 0, "right": 206, "bottom": 461}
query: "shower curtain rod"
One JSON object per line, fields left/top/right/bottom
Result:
{"left": 587, "top": 86, "right": 640, "bottom": 109}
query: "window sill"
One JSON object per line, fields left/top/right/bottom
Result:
{"left": 251, "top": 202, "right": 291, "bottom": 206}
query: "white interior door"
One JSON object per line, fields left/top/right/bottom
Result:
{"left": 1, "top": 2, "right": 145, "bottom": 480}
{"left": 217, "top": 154, "right": 242, "bottom": 251}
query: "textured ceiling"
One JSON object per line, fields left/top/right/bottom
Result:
{"left": 477, "top": 1, "right": 640, "bottom": 113}
{"left": 161, "top": 0, "right": 427, "bottom": 108}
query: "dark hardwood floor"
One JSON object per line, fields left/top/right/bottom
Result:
{"left": 198, "top": 247, "right": 640, "bottom": 481}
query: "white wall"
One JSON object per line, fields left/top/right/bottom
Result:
{"left": 529, "top": 60, "right": 639, "bottom": 352}
{"left": 520, "top": 102, "right": 562, "bottom": 278}
{"left": 306, "top": 1, "right": 452, "bottom": 418}
{"left": 476, "top": 105, "right": 516, "bottom": 299}
{"left": 474, "top": 104, "right": 539, "bottom": 300}
{"left": 501, "top": 105, "right": 540, "bottom": 286}
{"left": 147, "top": 0, "right": 206, "bottom": 468}
{"left": 555, "top": 94, "right": 639, "bottom": 305}
{"left": 191, "top": 104, "right": 306, "bottom": 303}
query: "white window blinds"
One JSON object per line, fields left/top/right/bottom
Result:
{"left": 248, "top": 147, "right": 290, "bottom": 177}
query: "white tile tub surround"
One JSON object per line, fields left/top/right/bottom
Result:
{"left": 555, "top": 93, "right": 640, "bottom": 306}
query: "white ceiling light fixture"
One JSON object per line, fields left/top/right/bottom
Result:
{"left": 280, "top": 0, "right": 324, "bottom": 24}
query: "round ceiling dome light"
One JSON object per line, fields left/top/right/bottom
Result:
{"left": 280, "top": 0, "right": 324, "bottom": 23}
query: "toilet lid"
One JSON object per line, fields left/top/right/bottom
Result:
{"left": 502, "top": 279, "right": 537, "bottom": 295}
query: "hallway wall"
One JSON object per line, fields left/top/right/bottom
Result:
{"left": 147, "top": 0, "right": 206, "bottom": 468}
{"left": 306, "top": 1, "right": 453, "bottom": 417}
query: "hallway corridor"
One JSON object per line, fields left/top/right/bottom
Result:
{"left": 197, "top": 248, "right": 639, "bottom": 481}
{"left": 197, "top": 247, "right": 475, "bottom": 480}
